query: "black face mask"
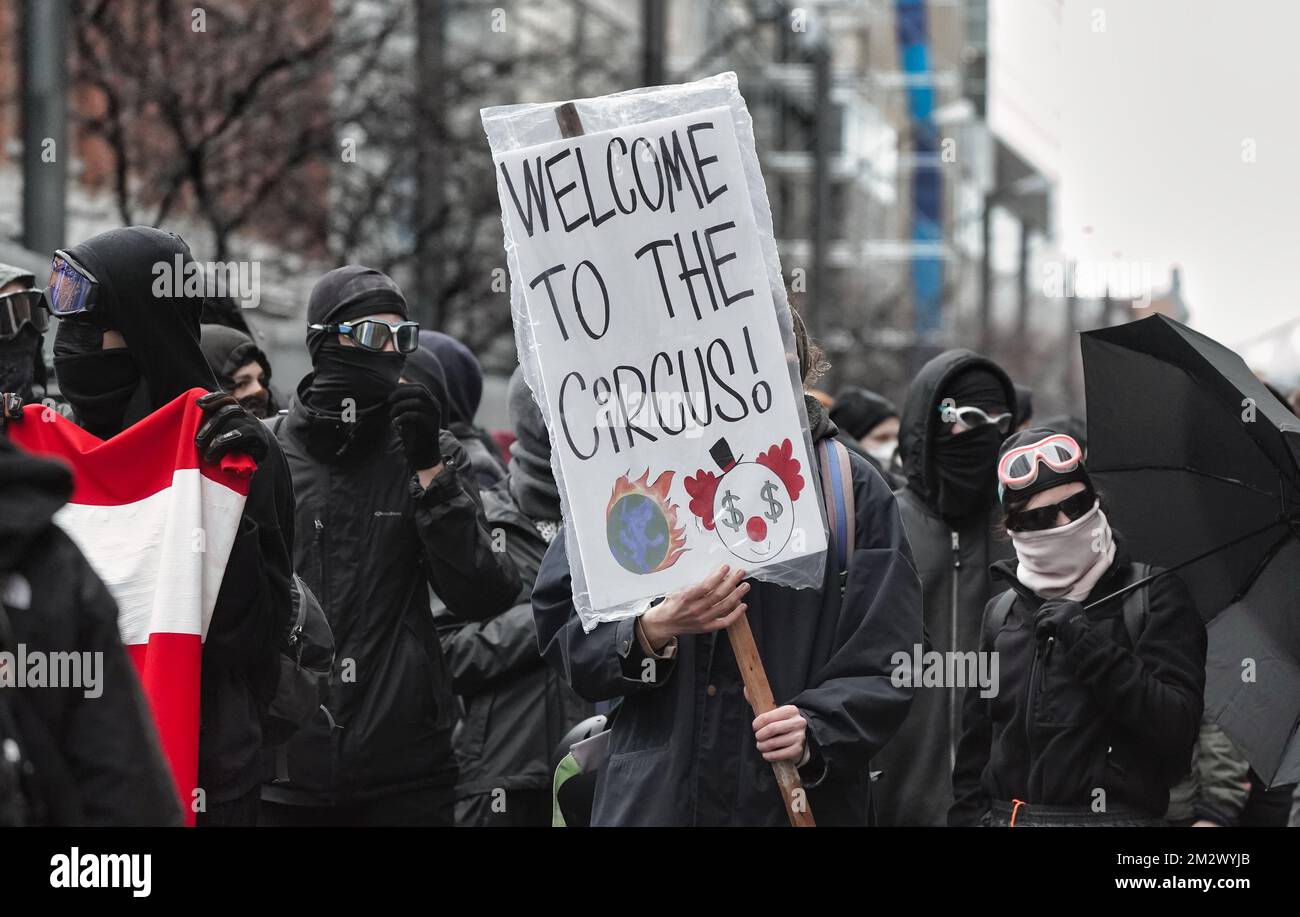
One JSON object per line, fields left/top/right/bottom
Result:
{"left": 932, "top": 423, "right": 1004, "bottom": 520}
{"left": 307, "top": 341, "right": 403, "bottom": 414}
{"left": 0, "top": 328, "right": 39, "bottom": 401}
{"left": 54, "top": 349, "right": 141, "bottom": 439}
{"left": 238, "top": 389, "right": 270, "bottom": 419}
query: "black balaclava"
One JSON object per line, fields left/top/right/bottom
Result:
{"left": 932, "top": 367, "right": 1010, "bottom": 520}
{"left": 0, "top": 265, "right": 42, "bottom": 400}
{"left": 304, "top": 266, "right": 408, "bottom": 416}
{"left": 401, "top": 345, "right": 451, "bottom": 424}
{"left": 200, "top": 323, "right": 273, "bottom": 417}
{"left": 506, "top": 366, "right": 560, "bottom": 522}
{"left": 830, "top": 386, "right": 897, "bottom": 440}
{"left": 0, "top": 326, "right": 40, "bottom": 401}
{"left": 52, "top": 227, "right": 216, "bottom": 439}
{"left": 420, "top": 330, "right": 481, "bottom": 427}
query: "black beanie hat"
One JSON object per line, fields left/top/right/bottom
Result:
{"left": 305, "top": 265, "right": 408, "bottom": 360}
{"left": 997, "top": 426, "right": 1092, "bottom": 508}
{"left": 830, "top": 386, "right": 897, "bottom": 439}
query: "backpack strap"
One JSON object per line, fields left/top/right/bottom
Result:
{"left": 1121, "top": 562, "right": 1152, "bottom": 649}
{"left": 817, "top": 438, "right": 854, "bottom": 593}
{"left": 982, "top": 588, "right": 1017, "bottom": 651}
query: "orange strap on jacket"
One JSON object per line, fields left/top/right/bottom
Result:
{"left": 1009, "top": 799, "right": 1026, "bottom": 827}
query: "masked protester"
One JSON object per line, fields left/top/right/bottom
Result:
{"left": 0, "top": 437, "right": 182, "bottom": 825}
{"left": 420, "top": 330, "right": 506, "bottom": 488}
{"left": 0, "top": 263, "right": 62, "bottom": 419}
{"left": 200, "top": 323, "right": 275, "bottom": 418}
{"left": 872, "top": 349, "right": 1018, "bottom": 826}
{"left": 433, "top": 367, "right": 592, "bottom": 826}
{"left": 949, "top": 429, "right": 1205, "bottom": 826}
{"left": 531, "top": 314, "right": 923, "bottom": 826}
{"left": 261, "top": 266, "right": 520, "bottom": 827}
{"left": 830, "top": 386, "right": 902, "bottom": 486}
{"left": 44, "top": 227, "right": 295, "bottom": 827}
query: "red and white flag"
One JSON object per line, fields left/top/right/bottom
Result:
{"left": 9, "top": 388, "right": 254, "bottom": 824}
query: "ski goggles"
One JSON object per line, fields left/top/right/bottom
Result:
{"left": 0, "top": 289, "right": 49, "bottom": 340}
{"left": 1006, "top": 489, "right": 1096, "bottom": 532}
{"left": 939, "top": 402, "right": 1013, "bottom": 433}
{"left": 998, "top": 433, "right": 1084, "bottom": 492}
{"left": 45, "top": 250, "right": 100, "bottom": 317}
{"left": 309, "top": 319, "right": 420, "bottom": 353}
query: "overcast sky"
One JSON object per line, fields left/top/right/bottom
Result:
{"left": 1052, "top": 0, "right": 1299, "bottom": 353}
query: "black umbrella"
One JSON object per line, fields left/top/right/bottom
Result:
{"left": 1082, "top": 313, "right": 1300, "bottom": 785}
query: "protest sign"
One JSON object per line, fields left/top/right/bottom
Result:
{"left": 485, "top": 74, "right": 826, "bottom": 627}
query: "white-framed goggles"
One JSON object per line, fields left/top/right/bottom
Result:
{"left": 997, "top": 433, "right": 1084, "bottom": 493}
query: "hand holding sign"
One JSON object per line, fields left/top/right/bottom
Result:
{"left": 639, "top": 563, "right": 750, "bottom": 650}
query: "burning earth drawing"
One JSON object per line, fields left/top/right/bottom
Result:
{"left": 684, "top": 437, "right": 806, "bottom": 563}
{"left": 605, "top": 469, "right": 688, "bottom": 574}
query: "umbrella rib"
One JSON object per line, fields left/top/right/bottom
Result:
{"left": 1089, "top": 463, "right": 1278, "bottom": 500}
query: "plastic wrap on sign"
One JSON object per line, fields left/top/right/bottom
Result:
{"left": 482, "top": 72, "right": 827, "bottom": 631}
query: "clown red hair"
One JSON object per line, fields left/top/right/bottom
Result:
{"left": 756, "top": 438, "right": 804, "bottom": 501}
{"left": 683, "top": 470, "right": 721, "bottom": 530}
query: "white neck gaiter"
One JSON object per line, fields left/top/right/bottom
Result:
{"left": 1010, "top": 501, "right": 1116, "bottom": 601}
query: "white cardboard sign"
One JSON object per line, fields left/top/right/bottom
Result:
{"left": 493, "top": 106, "right": 826, "bottom": 614}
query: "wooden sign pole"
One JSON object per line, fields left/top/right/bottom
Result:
{"left": 552, "top": 100, "right": 815, "bottom": 829}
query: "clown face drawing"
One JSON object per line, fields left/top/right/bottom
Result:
{"left": 684, "top": 437, "right": 806, "bottom": 563}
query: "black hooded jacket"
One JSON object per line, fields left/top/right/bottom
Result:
{"left": 51, "top": 227, "right": 296, "bottom": 805}
{"left": 949, "top": 540, "right": 1206, "bottom": 824}
{"left": 532, "top": 401, "right": 923, "bottom": 825}
{"left": 0, "top": 438, "right": 182, "bottom": 825}
{"left": 266, "top": 378, "right": 521, "bottom": 804}
{"left": 872, "top": 349, "right": 1018, "bottom": 826}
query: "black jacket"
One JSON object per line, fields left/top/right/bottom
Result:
{"left": 434, "top": 481, "right": 591, "bottom": 813}
{"left": 0, "top": 438, "right": 182, "bottom": 825}
{"left": 267, "top": 391, "right": 520, "bottom": 804}
{"left": 949, "top": 542, "right": 1207, "bottom": 825}
{"left": 532, "top": 408, "right": 923, "bottom": 826}
{"left": 872, "top": 349, "right": 1017, "bottom": 826}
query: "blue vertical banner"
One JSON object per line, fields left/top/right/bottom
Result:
{"left": 895, "top": 0, "right": 943, "bottom": 336}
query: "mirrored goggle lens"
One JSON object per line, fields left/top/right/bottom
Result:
{"left": 393, "top": 322, "right": 419, "bottom": 353}
{"left": 47, "top": 257, "right": 95, "bottom": 315}
{"left": 0, "top": 290, "right": 48, "bottom": 337}
{"left": 351, "top": 321, "right": 419, "bottom": 353}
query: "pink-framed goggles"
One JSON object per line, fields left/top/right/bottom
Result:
{"left": 997, "top": 433, "right": 1084, "bottom": 492}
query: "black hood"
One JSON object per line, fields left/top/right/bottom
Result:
{"left": 200, "top": 323, "right": 271, "bottom": 389}
{"left": 56, "top": 226, "right": 217, "bottom": 413}
{"left": 420, "top": 330, "right": 481, "bottom": 426}
{"left": 899, "top": 348, "right": 1017, "bottom": 510}
{"left": 0, "top": 437, "right": 73, "bottom": 569}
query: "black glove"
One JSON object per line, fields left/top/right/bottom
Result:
{"left": 195, "top": 391, "right": 268, "bottom": 465}
{"left": 388, "top": 383, "right": 442, "bottom": 470}
{"left": 1033, "top": 599, "right": 1088, "bottom": 646}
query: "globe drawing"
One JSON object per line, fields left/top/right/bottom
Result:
{"left": 607, "top": 493, "right": 671, "bottom": 574}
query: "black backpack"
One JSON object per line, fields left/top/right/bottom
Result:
{"left": 261, "top": 412, "right": 337, "bottom": 745}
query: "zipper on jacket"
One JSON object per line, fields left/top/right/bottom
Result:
{"left": 949, "top": 530, "right": 961, "bottom": 772}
